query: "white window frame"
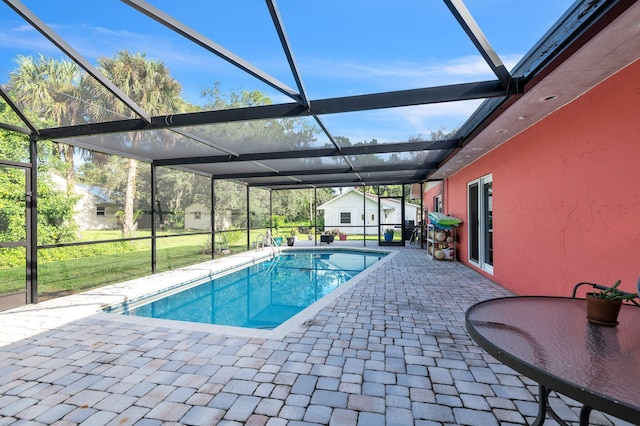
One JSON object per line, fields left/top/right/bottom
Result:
{"left": 433, "top": 194, "right": 443, "bottom": 213}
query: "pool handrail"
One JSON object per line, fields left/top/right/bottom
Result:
{"left": 255, "top": 233, "right": 278, "bottom": 255}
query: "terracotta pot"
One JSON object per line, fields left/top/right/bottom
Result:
{"left": 585, "top": 293, "right": 622, "bottom": 326}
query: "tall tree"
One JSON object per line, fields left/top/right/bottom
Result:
{"left": 8, "top": 54, "right": 89, "bottom": 186}
{"left": 0, "top": 107, "right": 78, "bottom": 247}
{"left": 93, "top": 51, "right": 184, "bottom": 236}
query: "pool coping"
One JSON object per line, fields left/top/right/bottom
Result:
{"left": 99, "top": 246, "right": 397, "bottom": 340}
{"left": 1, "top": 246, "right": 396, "bottom": 344}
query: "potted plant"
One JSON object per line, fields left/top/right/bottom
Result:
{"left": 384, "top": 228, "right": 394, "bottom": 242}
{"left": 320, "top": 231, "right": 334, "bottom": 244}
{"left": 339, "top": 232, "right": 347, "bottom": 241}
{"left": 586, "top": 279, "right": 639, "bottom": 326}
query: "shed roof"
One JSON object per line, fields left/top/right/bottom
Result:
{"left": 317, "top": 188, "right": 420, "bottom": 211}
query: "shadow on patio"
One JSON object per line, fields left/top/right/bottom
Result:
{"left": 0, "top": 245, "right": 629, "bottom": 425}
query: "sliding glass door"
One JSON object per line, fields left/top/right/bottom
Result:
{"left": 468, "top": 175, "right": 493, "bottom": 273}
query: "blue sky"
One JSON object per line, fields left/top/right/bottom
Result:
{"left": 1, "top": 0, "right": 574, "bottom": 143}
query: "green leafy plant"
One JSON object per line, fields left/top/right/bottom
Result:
{"left": 384, "top": 228, "right": 394, "bottom": 235}
{"left": 272, "top": 215, "right": 287, "bottom": 235}
{"left": 590, "top": 280, "right": 640, "bottom": 305}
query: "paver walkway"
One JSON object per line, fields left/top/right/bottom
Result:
{"left": 0, "top": 243, "right": 631, "bottom": 425}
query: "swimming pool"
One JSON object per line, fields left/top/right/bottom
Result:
{"left": 106, "top": 249, "right": 386, "bottom": 330}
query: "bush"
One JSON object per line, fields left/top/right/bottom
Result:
{"left": 272, "top": 215, "right": 287, "bottom": 233}
{"left": 0, "top": 247, "right": 24, "bottom": 268}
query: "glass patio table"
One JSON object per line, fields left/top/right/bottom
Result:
{"left": 465, "top": 296, "right": 640, "bottom": 425}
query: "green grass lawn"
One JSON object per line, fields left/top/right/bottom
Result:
{"left": 0, "top": 229, "right": 252, "bottom": 301}
{"left": 38, "top": 244, "right": 215, "bottom": 300}
{"left": 1, "top": 228, "right": 392, "bottom": 301}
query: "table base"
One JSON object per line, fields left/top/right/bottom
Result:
{"left": 533, "top": 384, "right": 593, "bottom": 426}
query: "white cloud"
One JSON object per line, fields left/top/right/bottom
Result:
{"left": 298, "top": 52, "right": 525, "bottom": 98}
{"left": 11, "top": 24, "right": 35, "bottom": 33}
{"left": 0, "top": 25, "right": 59, "bottom": 55}
{"left": 302, "top": 55, "right": 489, "bottom": 80}
{"left": 321, "top": 98, "right": 483, "bottom": 144}
{"left": 386, "top": 101, "right": 483, "bottom": 136}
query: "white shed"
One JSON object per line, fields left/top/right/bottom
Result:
{"left": 73, "top": 185, "right": 120, "bottom": 230}
{"left": 185, "top": 202, "right": 211, "bottom": 230}
{"left": 317, "top": 188, "right": 420, "bottom": 236}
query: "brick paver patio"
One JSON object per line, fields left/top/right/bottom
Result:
{"left": 0, "top": 243, "right": 631, "bottom": 425}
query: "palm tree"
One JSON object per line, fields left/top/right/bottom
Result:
{"left": 8, "top": 54, "right": 89, "bottom": 186}
{"left": 93, "top": 51, "right": 184, "bottom": 237}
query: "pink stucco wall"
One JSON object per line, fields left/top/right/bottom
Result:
{"left": 423, "top": 182, "right": 444, "bottom": 213}
{"left": 440, "top": 59, "right": 640, "bottom": 296}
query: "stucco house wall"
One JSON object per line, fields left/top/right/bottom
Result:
{"left": 437, "top": 59, "right": 640, "bottom": 296}
{"left": 423, "top": 181, "right": 444, "bottom": 213}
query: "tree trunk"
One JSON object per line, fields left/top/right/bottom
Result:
{"left": 122, "top": 158, "right": 138, "bottom": 237}
{"left": 63, "top": 144, "right": 75, "bottom": 189}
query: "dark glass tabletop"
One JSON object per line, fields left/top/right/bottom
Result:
{"left": 465, "top": 296, "right": 640, "bottom": 423}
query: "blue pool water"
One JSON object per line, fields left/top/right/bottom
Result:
{"left": 107, "top": 250, "right": 386, "bottom": 329}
